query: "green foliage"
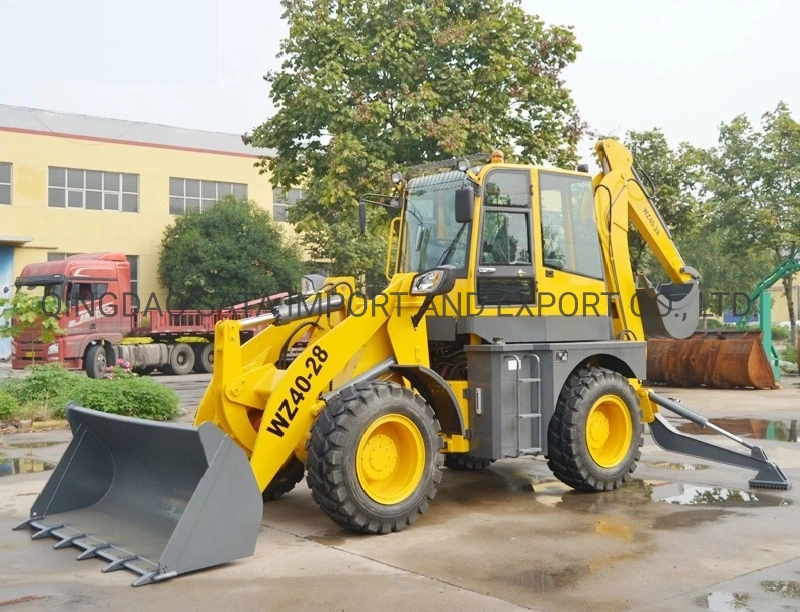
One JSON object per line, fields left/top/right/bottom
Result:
{"left": 249, "top": 0, "right": 586, "bottom": 286}
{"left": 780, "top": 344, "right": 797, "bottom": 364}
{"left": 0, "top": 388, "right": 15, "bottom": 419}
{"left": 704, "top": 102, "right": 800, "bottom": 342}
{"left": 70, "top": 377, "right": 179, "bottom": 421}
{"left": 771, "top": 325, "right": 790, "bottom": 342}
{"left": 0, "top": 363, "right": 180, "bottom": 422}
{"left": 0, "top": 290, "right": 65, "bottom": 363}
{"left": 158, "top": 196, "right": 305, "bottom": 308}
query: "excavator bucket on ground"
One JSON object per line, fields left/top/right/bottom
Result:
{"left": 13, "top": 403, "right": 262, "bottom": 586}
{"left": 647, "top": 331, "right": 777, "bottom": 389}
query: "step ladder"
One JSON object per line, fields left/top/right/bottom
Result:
{"left": 505, "top": 354, "right": 543, "bottom": 457}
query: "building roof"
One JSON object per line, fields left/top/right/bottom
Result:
{"left": 0, "top": 104, "right": 275, "bottom": 158}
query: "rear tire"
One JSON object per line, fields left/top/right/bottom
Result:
{"left": 547, "top": 367, "right": 642, "bottom": 491}
{"left": 262, "top": 457, "right": 305, "bottom": 501}
{"left": 307, "top": 381, "right": 443, "bottom": 534}
{"left": 193, "top": 343, "right": 214, "bottom": 373}
{"left": 444, "top": 453, "right": 495, "bottom": 471}
{"left": 85, "top": 344, "right": 108, "bottom": 379}
{"left": 163, "top": 343, "right": 195, "bottom": 376}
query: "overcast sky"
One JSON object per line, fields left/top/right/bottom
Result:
{"left": 1, "top": 0, "right": 798, "bottom": 162}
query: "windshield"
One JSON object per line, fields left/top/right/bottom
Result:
{"left": 402, "top": 171, "right": 471, "bottom": 273}
{"left": 13, "top": 282, "right": 65, "bottom": 301}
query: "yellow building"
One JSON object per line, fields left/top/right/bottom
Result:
{"left": 0, "top": 104, "right": 308, "bottom": 359}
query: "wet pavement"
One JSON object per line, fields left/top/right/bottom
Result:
{"left": 0, "top": 367, "right": 799, "bottom": 611}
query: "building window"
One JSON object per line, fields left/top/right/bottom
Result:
{"left": 0, "top": 162, "right": 11, "bottom": 205}
{"left": 169, "top": 178, "right": 247, "bottom": 215}
{"left": 48, "top": 167, "right": 139, "bottom": 212}
{"left": 127, "top": 255, "right": 139, "bottom": 297}
{"left": 48, "top": 252, "right": 139, "bottom": 296}
{"left": 272, "top": 187, "right": 303, "bottom": 222}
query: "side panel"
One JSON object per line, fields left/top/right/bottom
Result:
{"left": 465, "top": 341, "right": 646, "bottom": 459}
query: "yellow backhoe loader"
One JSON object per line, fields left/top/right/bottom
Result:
{"left": 15, "top": 140, "right": 790, "bottom": 586}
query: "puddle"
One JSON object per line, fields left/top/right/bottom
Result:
{"left": 306, "top": 534, "right": 346, "bottom": 547}
{"left": 678, "top": 418, "right": 798, "bottom": 443}
{"left": 507, "top": 564, "right": 588, "bottom": 591}
{"left": 651, "top": 508, "right": 728, "bottom": 530}
{"left": 647, "top": 461, "right": 710, "bottom": 471}
{"left": 760, "top": 580, "right": 800, "bottom": 599}
{"left": 8, "top": 441, "right": 64, "bottom": 449}
{"left": 650, "top": 481, "right": 791, "bottom": 506}
{"left": 693, "top": 591, "right": 751, "bottom": 610}
{"left": 0, "top": 458, "right": 56, "bottom": 476}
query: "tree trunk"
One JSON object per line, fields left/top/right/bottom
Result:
{"left": 782, "top": 275, "right": 797, "bottom": 346}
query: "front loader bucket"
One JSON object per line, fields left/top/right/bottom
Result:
{"left": 13, "top": 403, "right": 262, "bottom": 586}
{"left": 647, "top": 331, "right": 776, "bottom": 389}
{"left": 636, "top": 279, "right": 700, "bottom": 339}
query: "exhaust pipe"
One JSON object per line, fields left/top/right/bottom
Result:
{"left": 14, "top": 403, "right": 262, "bottom": 586}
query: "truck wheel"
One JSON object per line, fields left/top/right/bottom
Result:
{"left": 262, "top": 456, "right": 305, "bottom": 501}
{"left": 547, "top": 367, "right": 643, "bottom": 491}
{"left": 307, "top": 381, "right": 443, "bottom": 534}
{"left": 163, "top": 343, "right": 195, "bottom": 376}
{"left": 193, "top": 343, "right": 214, "bottom": 373}
{"left": 85, "top": 344, "right": 109, "bottom": 379}
{"left": 444, "top": 453, "right": 495, "bottom": 471}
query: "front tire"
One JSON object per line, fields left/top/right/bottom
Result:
{"left": 307, "top": 381, "right": 443, "bottom": 534}
{"left": 84, "top": 344, "right": 108, "bottom": 379}
{"left": 547, "top": 367, "right": 642, "bottom": 491}
{"left": 262, "top": 456, "right": 305, "bottom": 501}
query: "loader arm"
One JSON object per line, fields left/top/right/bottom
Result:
{"left": 593, "top": 139, "right": 700, "bottom": 341}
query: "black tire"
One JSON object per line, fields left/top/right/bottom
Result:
{"left": 444, "top": 453, "right": 495, "bottom": 471}
{"left": 84, "top": 344, "right": 108, "bottom": 379}
{"left": 262, "top": 456, "right": 306, "bottom": 501}
{"left": 307, "top": 381, "right": 443, "bottom": 534}
{"left": 193, "top": 343, "right": 214, "bottom": 373}
{"left": 133, "top": 366, "right": 155, "bottom": 376}
{"left": 547, "top": 367, "right": 643, "bottom": 492}
{"left": 162, "top": 343, "right": 195, "bottom": 376}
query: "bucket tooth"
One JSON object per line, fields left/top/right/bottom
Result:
{"left": 13, "top": 403, "right": 263, "bottom": 586}
{"left": 76, "top": 544, "right": 111, "bottom": 560}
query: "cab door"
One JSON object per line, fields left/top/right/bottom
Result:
{"left": 476, "top": 169, "right": 535, "bottom": 307}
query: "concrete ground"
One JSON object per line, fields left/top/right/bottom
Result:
{"left": 1, "top": 365, "right": 799, "bottom": 611}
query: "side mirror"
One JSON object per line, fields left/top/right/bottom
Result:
{"left": 455, "top": 188, "right": 473, "bottom": 224}
{"left": 358, "top": 201, "right": 367, "bottom": 234}
{"left": 409, "top": 265, "right": 457, "bottom": 297}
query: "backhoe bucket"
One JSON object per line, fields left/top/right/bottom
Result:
{"left": 647, "top": 331, "right": 776, "bottom": 389}
{"left": 636, "top": 279, "right": 700, "bottom": 340}
{"left": 13, "top": 403, "right": 262, "bottom": 586}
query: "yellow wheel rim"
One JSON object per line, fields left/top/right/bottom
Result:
{"left": 356, "top": 414, "right": 425, "bottom": 505}
{"left": 585, "top": 394, "right": 633, "bottom": 468}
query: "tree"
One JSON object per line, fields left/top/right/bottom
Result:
{"left": 0, "top": 290, "right": 65, "bottom": 364}
{"left": 247, "top": 0, "right": 586, "bottom": 286}
{"left": 705, "top": 102, "right": 800, "bottom": 342}
{"left": 158, "top": 197, "right": 305, "bottom": 308}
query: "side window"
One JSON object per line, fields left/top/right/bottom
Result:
{"left": 539, "top": 172, "right": 603, "bottom": 279}
{"left": 92, "top": 283, "right": 109, "bottom": 299}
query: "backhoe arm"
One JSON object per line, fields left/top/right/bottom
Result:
{"left": 592, "top": 139, "right": 700, "bottom": 341}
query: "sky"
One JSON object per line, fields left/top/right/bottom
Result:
{"left": 1, "top": 0, "right": 798, "bottom": 163}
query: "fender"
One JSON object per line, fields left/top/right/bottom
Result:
{"left": 390, "top": 364, "right": 465, "bottom": 436}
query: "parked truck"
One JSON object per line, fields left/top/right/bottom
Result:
{"left": 11, "top": 252, "right": 284, "bottom": 377}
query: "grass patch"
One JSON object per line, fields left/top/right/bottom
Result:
{"left": 0, "top": 363, "right": 180, "bottom": 422}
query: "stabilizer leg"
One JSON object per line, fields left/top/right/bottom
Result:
{"left": 648, "top": 393, "right": 790, "bottom": 490}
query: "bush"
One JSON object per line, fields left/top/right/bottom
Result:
{"left": 780, "top": 345, "right": 798, "bottom": 365}
{"left": 0, "top": 363, "right": 180, "bottom": 421}
{"left": 70, "top": 377, "right": 179, "bottom": 421}
{"left": 771, "top": 325, "right": 790, "bottom": 342}
{"left": 0, "top": 388, "right": 15, "bottom": 419}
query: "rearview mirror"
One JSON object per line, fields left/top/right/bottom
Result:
{"left": 455, "top": 188, "right": 473, "bottom": 224}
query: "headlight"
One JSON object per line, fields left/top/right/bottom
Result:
{"left": 48, "top": 343, "right": 59, "bottom": 355}
{"left": 409, "top": 266, "right": 457, "bottom": 296}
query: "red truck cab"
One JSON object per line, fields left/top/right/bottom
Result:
{"left": 12, "top": 252, "right": 132, "bottom": 372}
